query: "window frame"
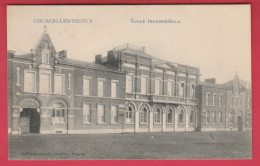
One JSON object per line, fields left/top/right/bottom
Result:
{"left": 54, "top": 73, "right": 65, "bottom": 95}
{"left": 126, "top": 74, "right": 134, "bottom": 93}
{"left": 97, "top": 104, "right": 106, "bottom": 124}
{"left": 23, "top": 70, "right": 37, "bottom": 93}
{"left": 139, "top": 106, "right": 148, "bottom": 124}
{"left": 154, "top": 107, "right": 162, "bottom": 124}
{"left": 111, "top": 80, "right": 119, "bottom": 98}
{"left": 125, "top": 105, "right": 134, "bottom": 124}
{"left": 83, "top": 103, "right": 92, "bottom": 124}
{"left": 178, "top": 109, "right": 184, "bottom": 124}
{"left": 111, "top": 105, "right": 119, "bottom": 124}
{"left": 141, "top": 75, "right": 148, "bottom": 95}
{"left": 97, "top": 78, "right": 106, "bottom": 97}
{"left": 39, "top": 70, "right": 52, "bottom": 94}
{"left": 83, "top": 76, "right": 92, "bottom": 96}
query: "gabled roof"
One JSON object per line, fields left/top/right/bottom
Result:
{"left": 34, "top": 32, "right": 56, "bottom": 54}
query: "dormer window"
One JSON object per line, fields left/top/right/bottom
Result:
{"left": 41, "top": 49, "right": 51, "bottom": 64}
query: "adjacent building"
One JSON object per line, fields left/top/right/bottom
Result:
{"left": 7, "top": 29, "right": 251, "bottom": 134}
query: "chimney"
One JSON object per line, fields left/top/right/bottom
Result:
{"left": 7, "top": 50, "right": 15, "bottom": 58}
{"left": 58, "top": 50, "right": 67, "bottom": 58}
{"left": 95, "top": 54, "right": 102, "bottom": 63}
{"left": 205, "top": 78, "right": 216, "bottom": 84}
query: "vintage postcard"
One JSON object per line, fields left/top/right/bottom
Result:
{"left": 7, "top": 5, "right": 251, "bottom": 160}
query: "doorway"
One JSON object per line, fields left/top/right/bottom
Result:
{"left": 237, "top": 116, "right": 243, "bottom": 131}
{"left": 20, "top": 108, "right": 40, "bottom": 133}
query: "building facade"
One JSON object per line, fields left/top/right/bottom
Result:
{"left": 7, "top": 30, "right": 251, "bottom": 134}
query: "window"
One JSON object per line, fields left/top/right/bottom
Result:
{"left": 24, "top": 71, "right": 36, "bottom": 92}
{"left": 178, "top": 109, "right": 184, "bottom": 124}
{"left": 140, "top": 107, "right": 148, "bottom": 123}
{"left": 111, "top": 81, "right": 118, "bottom": 98}
{"left": 83, "top": 77, "right": 91, "bottom": 96}
{"left": 206, "top": 111, "right": 210, "bottom": 124}
{"left": 189, "top": 110, "right": 195, "bottom": 124}
{"left": 111, "top": 105, "right": 118, "bottom": 124}
{"left": 167, "top": 109, "right": 173, "bottom": 123}
{"left": 219, "top": 95, "right": 223, "bottom": 106}
{"left": 83, "top": 104, "right": 91, "bottom": 124}
{"left": 179, "top": 83, "right": 185, "bottom": 98}
{"left": 97, "top": 105, "right": 105, "bottom": 124}
{"left": 52, "top": 104, "right": 65, "bottom": 124}
{"left": 213, "top": 94, "right": 217, "bottom": 106}
{"left": 219, "top": 111, "right": 223, "bottom": 124}
{"left": 229, "top": 111, "right": 235, "bottom": 124}
{"left": 206, "top": 93, "right": 210, "bottom": 105}
{"left": 155, "top": 79, "right": 160, "bottom": 95}
{"left": 42, "top": 52, "right": 49, "bottom": 64}
{"left": 125, "top": 105, "right": 134, "bottom": 124}
{"left": 167, "top": 81, "right": 174, "bottom": 96}
{"left": 154, "top": 108, "right": 161, "bottom": 123}
{"left": 40, "top": 73, "right": 51, "bottom": 93}
{"left": 98, "top": 80, "right": 104, "bottom": 97}
{"left": 126, "top": 75, "right": 133, "bottom": 93}
{"left": 212, "top": 111, "right": 217, "bottom": 123}
{"left": 190, "top": 84, "right": 195, "bottom": 98}
{"left": 141, "top": 76, "right": 147, "bottom": 94}
{"left": 54, "top": 74, "right": 64, "bottom": 94}
{"left": 247, "top": 97, "right": 250, "bottom": 108}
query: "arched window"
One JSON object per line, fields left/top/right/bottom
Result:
{"left": 125, "top": 105, "right": 134, "bottom": 124}
{"left": 52, "top": 103, "right": 65, "bottom": 124}
{"left": 206, "top": 111, "right": 210, "bottom": 124}
{"left": 229, "top": 111, "right": 235, "bottom": 124}
{"left": 140, "top": 106, "right": 148, "bottom": 123}
{"left": 167, "top": 108, "right": 173, "bottom": 123}
{"left": 154, "top": 107, "right": 161, "bottom": 124}
{"left": 178, "top": 109, "right": 184, "bottom": 124}
{"left": 189, "top": 109, "right": 195, "bottom": 124}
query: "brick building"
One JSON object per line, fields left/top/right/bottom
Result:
{"left": 7, "top": 29, "right": 251, "bottom": 134}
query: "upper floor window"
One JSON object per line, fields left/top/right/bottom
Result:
{"left": 167, "top": 80, "right": 174, "bottom": 96}
{"left": 141, "top": 76, "right": 147, "bottom": 95}
{"left": 111, "top": 105, "right": 118, "bottom": 124}
{"left": 54, "top": 74, "right": 64, "bottom": 94}
{"left": 229, "top": 111, "right": 235, "bottom": 124}
{"left": 97, "top": 105, "right": 105, "bottom": 124}
{"left": 155, "top": 78, "right": 161, "bottom": 95}
{"left": 219, "top": 95, "right": 223, "bottom": 107}
{"left": 39, "top": 72, "right": 51, "bottom": 93}
{"left": 98, "top": 79, "right": 105, "bottom": 97}
{"left": 247, "top": 97, "right": 250, "bottom": 108}
{"left": 190, "top": 84, "right": 195, "bottom": 98}
{"left": 126, "top": 74, "right": 133, "bottom": 93}
{"left": 24, "top": 70, "right": 36, "bottom": 92}
{"left": 83, "top": 76, "right": 92, "bottom": 96}
{"left": 83, "top": 104, "right": 91, "bottom": 124}
{"left": 154, "top": 108, "right": 161, "bottom": 124}
{"left": 213, "top": 94, "right": 217, "bottom": 106}
{"left": 42, "top": 51, "right": 50, "bottom": 64}
{"left": 179, "top": 82, "right": 185, "bottom": 98}
{"left": 206, "top": 92, "right": 210, "bottom": 105}
{"left": 111, "top": 80, "right": 118, "bottom": 98}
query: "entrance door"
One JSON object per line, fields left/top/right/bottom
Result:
{"left": 237, "top": 116, "right": 243, "bottom": 131}
{"left": 20, "top": 108, "right": 40, "bottom": 133}
{"left": 29, "top": 108, "right": 40, "bottom": 133}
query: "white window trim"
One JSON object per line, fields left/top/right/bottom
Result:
{"left": 141, "top": 75, "right": 148, "bottom": 95}
{"left": 83, "top": 76, "right": 92, "bottom": 96}
{"left": 212, "top": 111, "right": 217, "bottom": 124}
{"left": 39, "top": 70, "right": 52, "bottom": 94}
{"left": 218, "top": 111, "right": 223, "bottom": 124}
{"left": 83, "top": 103, "right": 92, "bottom": 125}
{"left": 23, "top": 70, "right": 37, "bottom": 93}
{"left": 97, "top": 78, "right": 106, "bottom": 97}
{"left": 125, "top": 105, "right": 134, "bottom": 124}
{"left": 111, "top": 105, "right": 119, "bottom": 124}
{"left": 206, "top": 92, "right": 210, "bottom": 106}
{"left": 179, "top": 81, "right": 185, "bottom": 98}
{"left": 54, "top": 73, "right": 65, "bottom": 95}
{"left": 154, "top": 108, "right": 162, "bottom": 124}
{"left": 219, "top": 94, "right": 223, "bottom": 107}
{"left": 154, "top": 77, "right": 161, "bottom": 96}
{"left": 167, "top": 79, "right": 174, "bottom": 97}
{"left": 139, "top": 108, "right": 148, "bottom": 124}
{"left": 213, "top": 93, "right": 217, "bottom": 106}
{"left": 111, "top": 80, "right": 119, "bottom": 98}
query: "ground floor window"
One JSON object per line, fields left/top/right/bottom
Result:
{"left": 140, "top": 107, "right": 148, "bottom": 123}
{"left": 212, "top": 111, "right": 217, "bottom": 124}
{"left": 83, "top": 104, "right": 91, "bottom": 123}
{"left": 52, "top": 104, "right": 65, "bottom": 123}
{"left": 167, "top": 108, "right": 173, "bottom": 123}
{"left": 125, "top": 105, "right": 134, "bottom": 124}
{"left": 154, "top": 108, "right": 161, "bottom": 124}
{"left": 111, "top": 105, "right": 118, "bottom": 124}
{"left": 189, "top": 109, "right": 195, "bottom": 124}
{"left": 98, "top": 105, "right": 105, "bottom": 124}
{"left": 206, "top": 111, "right": 210, "bottom": 124}
{"left": 178, "top": 109, "right": 184, "bottom": 124}
{"left": 229, "top": 111, "right": 235, "bottom": 124}
{"left": 218, "top": 111, "right": 223, "bottom": 124}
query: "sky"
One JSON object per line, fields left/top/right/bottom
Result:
{"left": 7, "top": 5, "right": 251, "bottom": 84}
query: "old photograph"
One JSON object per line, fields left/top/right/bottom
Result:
{"left": 7, "top": 5, "right": 251, "bottom": 159}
